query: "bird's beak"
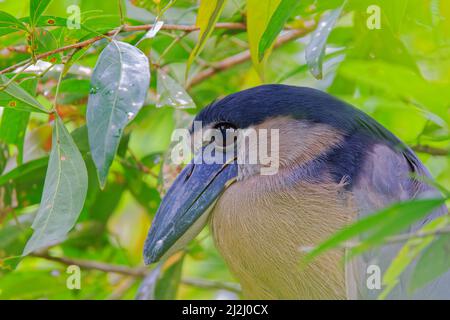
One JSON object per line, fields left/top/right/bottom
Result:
{"left": 143, "top": 149, "right": 237, "bottom": 264}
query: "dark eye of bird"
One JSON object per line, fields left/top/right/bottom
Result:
{"left": 212, "top": 122, "right": 237, "bottom": 147}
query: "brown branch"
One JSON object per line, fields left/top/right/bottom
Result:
{"left": 31, "top": 252, "right": 241, "bottom": 293}
{"left": 0, "top": 22, "right": 246, "bottom": 75}
{"left": 186, "top": 27, "right": 315, "bottom": 89}
{"left": 32, "top": 252, "right": 148, "bottom": 276}
{"left": 412, "top": 145, "right": 449, "bottom": 156}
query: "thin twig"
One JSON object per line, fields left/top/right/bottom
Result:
{"left": 412, "top": 145, "right": 449, "bottom": 156}
{"left": 186, "top": 27, "right": 315, "bottom": 89}
{"left": 31, "top": 252, "right": 241, "bottom": 293}
{"left": 0, "top": 23, "right": 246, "bottom": 75}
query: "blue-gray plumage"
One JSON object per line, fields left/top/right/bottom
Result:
{"left": 144, "top": 84, "right": 448, "bottom": 299}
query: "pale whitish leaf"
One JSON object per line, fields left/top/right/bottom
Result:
{"left": 87, "top": 40, "right": 150, "bottom": 188}
{"left": 22, "top": 116, "right": 88, "bottom": 255}
{"left": 305, "top": 2, "right": 345, "bottom": 79}
{"left": 157, "top": 70, "right": 195, "bottom": 109}
{"left": 136, "top": 20, "right": 164, "bottom": 45}
{"left": 186, "top": 0, "right": 227, "bottom": 76}
{"left": 0, "top": 75, "right": 49, "bottom": 113}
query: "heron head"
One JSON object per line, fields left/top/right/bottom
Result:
{"left": 143, "top": 84, "right": 364, "bottom": 264}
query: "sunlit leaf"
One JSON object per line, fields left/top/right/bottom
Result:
{"left": 186, "top": 0, "right": 227, "bottom": 76}
{"left": 258, "top": 0, "right": 298, "bottom": 62}
{"left": 30, "top": 0, "right": 52, "bottom": 26}
{"left": 247, "top": 0, "right": 281, "bottom": 78}
{"left": 22, "top": 116, "right": 88, "bottom": 255}
{"left": 339, "top": 60, "right": 450, "bottom": 123}
{"left": 87, "top": 40, "right": 150, "bottom": 188}
{"left": 0, "top": 75, "right": 49, "bottom": 114}
{"left": 0, "top": 10, "right": 27, "bottom": 37}
{"left": 303, "top": 198, "right": 446, "bottom": 264}
{"left": 305, "top": 2, "right": 345, "bottom": 79}
{"left": 157, "top": 70, "right": 195, "bottom": 109}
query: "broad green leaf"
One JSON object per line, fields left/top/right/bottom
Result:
{"left": 303, "top": 198, "right": 446, "bottom": 264}
{"left": 379, "top": 215, "right": 449, "bottom": 299}
{"left": 30, "top": 0, "right": 52, "bottom": 26}
{"left": 0, "top": 78, "right": 36, "bottom": 164}
{"left": 410, "top": 228, "right": 450, "bottom": 293}
{"left": 0, "top": 157, "right": 48, "bottom": 186}
{"left": 305, "top": 2, "right": 345, "bottom": 79}
{"left": 22, "top": 116, "right": 88, "bottom": 255}
{"left": 247, "top": 0, "right": 281, "bottom": 78}
{"left": 87, "top": 40, "right": 150, "bottom": 188}
{"left": 186, "top": 0, "right": 227, "bottom": 76}
{"left": 157, "top": 70, "right": 195, "bottom": 109}
{"left": 258, "top": 0, "right": 298, "bottom": 62}
{"left": 0, "top": 75, "right": 49, "bottom": 114}
{"left": 0, "top": 10, "right": 27, "bottom": 37}
{"left": 339, "top": 60, "right": 450, "bottom": 123}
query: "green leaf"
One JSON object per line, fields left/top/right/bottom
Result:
{"left": 0, "top": 10, "right": 27, "bottom": 37}
{"left": 186, "top": 0, "right": 227, "bottom": 76}
{"left": 305, "top": 2, "right": 345, "bottom": 79}
{"left": 379, "top": 215, "right": 449, "bottom": 299}
{"left": 247, "top": 0, "right": 282, "bottom": 79}
{"left": 0, "top": 79, "right": 36, "bottom": 164}
{"left": 0, "top": 223, "right": 32, "bottom": 272}
{"left": 30, "top": 0, "right": 52, "bottom": 26}
{"left": 154, "top": 255, "right": 184, "bottom": 299}
{"left": 303, "top": 198, "right": 446, "bottom": 264}
{"left": 0, "top": 110, "right": 30, "bottom": 165}
{"left": 22, "top": 116, "right": 88, "bottom": 255}
{"left": 339, "top": 60, "right": 450, "bottom": 123}
{"left": 0, "top": 157, "right": 48, "bottom": 186}
{"left": 136, "top": 254, "right": 185, "bottom": 300}
{"left": 258, "top": 0, "right": 298, "bottom": 62}
{"left": 87, "top": 40, "right": 150, "bottom": 188}
{"left": 0, "top": 75, "right": 49, "bottom": 114}
{"left": 410, "top": 227, "right": 450, "bottom": 293}
{"left": 122, "top": 159, "right": 161, "bottom": 213}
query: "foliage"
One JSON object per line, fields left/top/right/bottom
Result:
{"left": 0, "top": 0, "right": 448, "bottom": 299}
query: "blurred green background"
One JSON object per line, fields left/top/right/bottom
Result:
{"left": 0, "top": 0, "right": 448, "bottom": 299}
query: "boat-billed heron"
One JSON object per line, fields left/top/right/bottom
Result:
{"left": 144, "top": 84, "right": 448, "bottom": 299}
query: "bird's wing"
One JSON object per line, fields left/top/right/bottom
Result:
{"left": 347, "top": 142, "right": 448, "bottom": 299}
